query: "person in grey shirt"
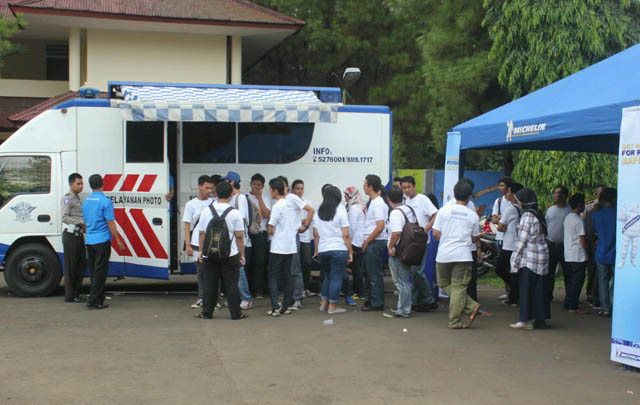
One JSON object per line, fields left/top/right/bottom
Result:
{"left": 544, "top": 185, "right": 571, "bottom": 302}
{"left": 62, "top": 173, "right": 86, "bottom": 303}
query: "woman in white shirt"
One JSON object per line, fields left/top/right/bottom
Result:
{"left": 313, "top": 186, "right": 353, "bottom": 314}
{"left": 344, "top": 186, "right": 366, "bottom": 299}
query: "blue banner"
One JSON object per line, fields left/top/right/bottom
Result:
{"left": 442, "top": 132, "right": 461, "bottom": 204}
{"left": 611, "top": 106, "right": 640, "bottom": 367}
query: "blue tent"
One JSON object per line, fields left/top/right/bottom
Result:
{"left": 452, "top": 43, "right": 640, "bottom": 154}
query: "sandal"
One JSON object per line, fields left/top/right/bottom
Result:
{"left": 233, "top": 313, "right": 248, "bottom": 320}
{"left": 194, "top": 313, "right": 212, "bottom": 319}
{"left": 466, "top": 304, "right": 481, "bottom": 328}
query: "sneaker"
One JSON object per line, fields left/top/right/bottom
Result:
{"left": 305, "top": 290, "right": 316, "bottom": 297}
{"left": 290, "top": 301, "right": 303, "bottom": 311}
{"left": 509, "top": 321, "right": 534, "bottom": 330}
{"left": 267, "top": 309, "right": 280, "bottom": 317}
{"left": 345, "top": 296, "right": 357, "bottom": 306}
{"left": 393, "top": 312, "right": 411, "bottom": 318}
{"left": 240, "top": 300, "right": 253, "bottom": 310}
{"left": 497, "top": 293, "right": 509, "bottom": 300}
{"left": 280, "top": 307, "right": 292, "bottom": 315}
{"left": 319, "top": 304, "right": 327, "bottom": 312}
{"left": 328, "top": 307, "right": 347, "bottom": 314}
{"left": 351, "top": 294, "right": 360, "bottom": 300}
{"left": 191, "top": 298, "right": 203, "bottom": 309}
{"left": 214, "top": 303, "right": 222, "bottom": 311}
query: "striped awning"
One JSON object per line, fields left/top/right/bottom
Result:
{"left": 112, "top": 85, "right": 339, "bottom": 123}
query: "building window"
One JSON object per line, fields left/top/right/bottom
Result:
{"left": 46, "top": 44, "right": 69, "bottom": 81}
{"left": 0, "top": 156, "right": 51, "bottom": 207}
{"left": 238, "top": 123, "right": 314, "bottom": 164}
{"left": 126, "top": 122, "right": 164, "bottom": 163}
{"left": 182, "top": 122, "right": 236, "bottom": 164}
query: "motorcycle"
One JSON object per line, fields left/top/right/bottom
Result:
{"left": 478, "top": 215, "right": 499, "bottom": 277}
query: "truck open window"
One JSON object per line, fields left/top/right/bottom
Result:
{"left": 182, "top": 122, "right": 235, "bottom": 163}
{"left": 0, "top": 156, "right": 51, "bottom": 207}
{"left": 126, "top": 122, "right": 164, "bottom": 163}
{"left": 238, "top": 123, "right": 313, "bottom": 164}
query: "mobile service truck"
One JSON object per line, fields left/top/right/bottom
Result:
{"left": 0, "top": 81, "right": 391, "bottom": 297}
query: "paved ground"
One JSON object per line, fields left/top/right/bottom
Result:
{"left": 0, "top": 275, "right": 638, "bottom": 404}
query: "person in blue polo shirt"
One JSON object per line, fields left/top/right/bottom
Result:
{"left": 82, "top": 174, "right": 125, "bottom": 310}
{"left": 591, "top": 187, "right": 617, "bottom": 317}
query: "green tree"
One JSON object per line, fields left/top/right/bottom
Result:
{"left": 484, "top": 0, "right": 640, "bottom": 203}
{"left": 0, "top": 15, "right": 25, "bottom": 71}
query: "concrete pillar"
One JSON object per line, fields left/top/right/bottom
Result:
{"left": 231, "top": 36, "right": 242, "bottom": 84}
{"left": 68, "top": 27, "right": 81, "bottom": 91}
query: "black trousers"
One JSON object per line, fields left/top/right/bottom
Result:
{"left": 201, "top": 255, "right": 241, "bottom": 319}
{"left": 300, "top": 242, "right": 313, "bottom": 291}
{"left": 249, "top": 231, "right": 269, "bottom": 296}
{"left": 585, "top": 246, "right": 600, "bottom": 306}
{"left": 546, "top": 242, "right": 565, "bottom": 301}
{"left": 495, "top": 248, "right": 512, "bottom": 291}
{"left": 63, "top": 232, "right": 86, "bottom": 301}
{"left": 347, "top": 245, "right": 365, "bottom": 295}
{"left": 467, "top": 251, "right": 479, "bottom": 301}
{"left": 87, "top": 241, "right": 111, "bottom": 306}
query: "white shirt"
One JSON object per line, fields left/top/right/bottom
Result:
{"left": 268, "top": 198, "right": 298, "bottom": 254}
{"left": 564, "top": 212, "right": 586, "bottom": 262}
{"left": 230, "top": 193, "right": 252, "bottom": 248}
{"left": 364, "top": 196, "right": 389, "bottom": 241}
{"left": 182, "top": 196, "right": 213, "bottom": 248}
{"left": 247, "top": 191, "right": 272, "bottom": 232}
{"left": 434, "top": 202, "right": 480, "bottom": 263}
{"left": 299, "top": 199, "right": 313, "bottom": 243}
{"left": 347, "top": 205, "right": 366, "bottom": 248}
{"left": 404, "top": 193, "right": 438, "bottom": 227}
{"left": 388, "top": 205, "right": 417, "bottom": 248}
{"left": 545, "top": 205, "right": 571, "bottom": 243}
{"left": 445, "top": 198, "right": 478, "bottom": 251}
{"left": 499, "top": 205, "right": 520, "bottom": 252}
{"left": 492, "top": 196, "right": 513, "bottom": 241}
{"left": 313, "top": 205, "right": 349, "bottom": 253}
{"left": 195, "top": 202, "right": 244, "bottom": 257}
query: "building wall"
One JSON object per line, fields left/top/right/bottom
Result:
{"left": 84, "top": 29, "right": 229, "bottom": 90}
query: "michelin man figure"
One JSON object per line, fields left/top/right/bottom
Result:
{"left": 618, "top": 203, "right": 640, "bottom": 268}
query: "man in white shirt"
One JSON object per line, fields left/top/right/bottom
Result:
{"left": 247, "top": 173, "right": 271, "bottom": 300}
{"left": 563, "top": 193, "right": 587, "bottom": 312}
{"left": 196, "top": 181, "right": 246, "bottom": 320}
{"left": 292, "top": 180, "right": 315, "bottom": 298}
{"left": 267, "top": 177, "right": 300, "bottom": 316}
{"left": 496, "top": 182, "right": 523, "bottom": 306}
{"left": 545, "top": 185, "right": 571, "bottom": 302}
{"left": 491, "top": 177, "right": 514, "bottom": 250}
{"left": 183, "top": 175, "right": 214, "bottom": 309}
{"left": 280, "top": 176, "right": 314, "bottom": 311}
{"left": 223, "top": 171, "right": 254, "bottom": 310}
{"left": 361, "top": 174, "right": 389, "bottom": 311}
{"left": 401, "top": 176, "right": 438, "bottom": 311}
{"left": 433, "top": 178, "right": 481, "bottom": 329}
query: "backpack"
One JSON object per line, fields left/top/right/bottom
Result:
{"left": 245, "top": 194, "right": 262, "bottom": 235}
{"left": 202, "top": 205, "right": 234, "bottom": 263}
{"left": 394, "top": 205, "right": 428, "bottom": 266}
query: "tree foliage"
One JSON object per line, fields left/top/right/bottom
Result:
{"left": 484, "top": 0, "right": 640, "bottom": 204}
{"left": 0, "top": 15, "right": 25, "bottom": 71}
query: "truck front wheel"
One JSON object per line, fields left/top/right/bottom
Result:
{"left": 4, "top": 243, "right": 62, "bottom": 297}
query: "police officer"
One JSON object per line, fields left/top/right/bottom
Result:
{"left": 62, "top": 173, "right": 87, "bottom": 302}
{"left": 82, "top": 174, "right": 125, "bottom": 310}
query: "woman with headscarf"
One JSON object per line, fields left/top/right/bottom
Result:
{"left": 510, "top": 188, "right": 550, "bottom": 329}
{"left": 344, "top": 186, "right": 367, "bottom": 298}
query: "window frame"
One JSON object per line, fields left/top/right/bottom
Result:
{"left": 0, "top": 155, "right": 52, "bottom": 208}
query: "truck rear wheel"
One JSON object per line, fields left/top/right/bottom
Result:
{"left": 4, "top": 243, "right": 62, "bottom": 297}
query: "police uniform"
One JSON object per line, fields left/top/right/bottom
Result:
{"left": 61, "top": 192, "right": 86, "bottom": 302}
{"left": 82, "top": 190, "right": 116, "bottom": 308}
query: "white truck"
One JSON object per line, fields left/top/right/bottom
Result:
{"left": 0, "top": 81, "right": 391, "bottom": 297}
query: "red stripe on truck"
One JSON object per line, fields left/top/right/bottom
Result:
{"left": 114, "top": 208, "right": 151, "bottom": 258}
{"left": 111, "top": 231, "right": 132, "bottom": 256}
{"left": 103, "top": 174, "right": 122, "bottom": 192}
{"left": 137, "top": 175, "right": 157, "bottom": 192}
{"left": 129, "top": 209, "right": 168, "bottom": 259}
{"left": 120, "top": 174, "right": 140, "bottom": 192}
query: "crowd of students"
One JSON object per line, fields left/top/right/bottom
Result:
{"left": 183, "top": 171, "right": 618, "bottom": 330}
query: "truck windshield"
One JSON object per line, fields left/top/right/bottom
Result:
{"left": 0, "top": 156, "right": 51, "bottom": 207}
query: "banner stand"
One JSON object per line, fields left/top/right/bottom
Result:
{"left": 442, "top": 132, "right": 461, "bottom": 204}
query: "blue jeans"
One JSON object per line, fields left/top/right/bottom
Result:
{"left": 563, "top": 261, "right": 586, "bottom": 310}
{"left": 389, "top": 256, "right": 412, "bottom": 316}
{"left": 238, "top": 266, "right": 252, "bottom": 301}
{"left": 319, "top": 250, "right": 348, "bottom": 303}
{"left": 291, "top": 236, "right": 304, "bottom": 301}
{"left": 596, "top": 263, "right": 614, "bottom": 312}
{"left": 363, "top": 239, "right": 387, "bottom": 308}
{"left": 413, "top": 249, "right": 436, "bottom": 306}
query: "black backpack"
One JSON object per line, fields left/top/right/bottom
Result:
{"left": 202, "top": 206, "right": 234, "bottom": 263}
{"left": 394, "top": 205, "right": 428, "bottom": 266}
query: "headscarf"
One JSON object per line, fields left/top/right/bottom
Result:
{"left": 344, "top": 186, "right": 366, "bottom": 214}
{"left": 515, "top": 188, "right": 548, "bottom": 236}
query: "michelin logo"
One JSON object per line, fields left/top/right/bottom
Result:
{"left": 506, "top": 121, "right": 547, "bottom": 142}
{"left": 10, "top": 202, "right": 37, "bottom": 223}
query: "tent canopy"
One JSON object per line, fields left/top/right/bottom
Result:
{"left": 110, "top": 83, "right": 340, "bottom": 124}
{"left": 452, "top": 43, "right": 640, "bottom": 154}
